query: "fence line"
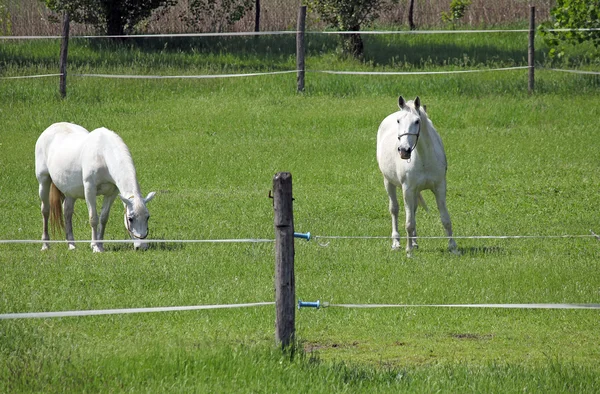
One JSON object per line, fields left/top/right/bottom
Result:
{"left": 314, "top": 67, "right": 529, "bottom": 76}
{"left": 73, "top": 70, "right": 298, "bottom": 79}
{"left": 5, "top": 67, "right": 599, "bottom": 81}
{"left": 0, "top": 238, "right": 274, "bottom": 244}
{"left": 313, "top": 233, "right": 599, "bottom": 241}
{"left": 2, "top": 28, "right": 600, "bottom": 40}
{"left": 0, "top": 73, "right": 62, "bottom": 80}
{"left": 3, "top": 300, "right": 599, "bottom": 321}
{"left": 328, "top": 303, "right": 600, "bottom": 310}
{"left": 0, "top": 302, "right": 275, "bottom": 320}
{"left": 1, "top": 232, "right": 598, "bottom": 245}
{"left": 546, "top": 68, "right": 600, "bottom": 75}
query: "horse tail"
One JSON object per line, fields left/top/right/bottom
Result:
{"left": 417, "top": 192, "right": 429, "bottom": 213}
{"left": 49, "top": 182, "right": 65, "bottom": 235}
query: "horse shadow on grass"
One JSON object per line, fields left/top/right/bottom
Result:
{"left": 105, "top": 238, "right": 185, "bottom": 252}
{"left": 418, "top": 245, "right": 506, "bottom": 256}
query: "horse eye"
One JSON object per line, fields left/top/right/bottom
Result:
{"left": 396, "top": 119, "right": 400, "bottom": 124}
{"left": 128, "top": 217, "right": 134, "bottom": 222}
{"left": 415, "top": 119, "right": 420, "bottom": 125}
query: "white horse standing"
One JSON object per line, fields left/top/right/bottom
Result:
{"left": 35, "top": 122, "right": 156, "bottom": 252}
{"left": 377, "top": 96, "right": 457, "bottom": 256}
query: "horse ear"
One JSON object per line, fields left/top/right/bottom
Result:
{"left": 144, "top": 192, "right": 156, "bottom": 204}
{"left": 414, "top": 96, "right": 421, "bottom": 111}
{"left": 398, "top": 96, "right": 406, "bottom": 109}
{"left": 118, "top": 194, "right": 133, "bottom": 206}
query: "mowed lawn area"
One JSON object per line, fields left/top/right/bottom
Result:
{"left": 1, "top": 34, "right": 600, "bottom": 392}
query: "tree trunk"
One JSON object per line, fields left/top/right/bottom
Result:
{"left": 106, "top": 3, "right": 125, "bottom": 38}
{"left": 254, "top": 0, "right": 260, "bottom": 32}
{"left": 343, "top": 25, "right": 364, "bottom": 58}
{"left": 408, "top": 0, "right": 416, "bottom": 30}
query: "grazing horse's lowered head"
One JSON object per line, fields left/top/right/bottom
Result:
{"left": 120, "top": 192, "right": 156, "bottom": 250}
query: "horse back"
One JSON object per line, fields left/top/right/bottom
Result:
{"left": 35, "top": 122, "right": 90, "bottom": 196}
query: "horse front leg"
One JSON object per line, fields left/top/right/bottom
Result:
{"left": 402, "top": 186, "right": 419, "bottom": 257}
{"left": 384, "top": 179, "right": 401, "bottom": 249}
{"left": 63, "top": 197, "right": 76, "bottom": 250}
{"left": 98, "top": 194, "right": 117, "bottom": 247}
{"left": 38, "top": 178, "right": 51, "bottom": 251}
{"left": 434, "top": 182, "right": 458, "bottom": 254}
{"left": 84, "top": 183, "right": 103, "bottom": 253}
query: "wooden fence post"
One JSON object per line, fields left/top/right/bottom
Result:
{"left": 59, "top": 12, "right": 70, "bottom": 99}
{"left": 273, "top": 172, "right": 295, "bottom": 348}
{"left": 528, "top": 6, "right": 535, "bottom": 94}
{"left": 296, "top": 6, "right": 306, "bottom": 93}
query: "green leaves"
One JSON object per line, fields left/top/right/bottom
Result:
{"left": 539, "top": 0, "right": 600, "bottom": 60}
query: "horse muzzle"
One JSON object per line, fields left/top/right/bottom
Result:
{"left": 398, "top": 147, "right": 412, "bottom": 160}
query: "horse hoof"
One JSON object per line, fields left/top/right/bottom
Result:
{"left": 68, "top": 244, "right": 76, "bottom": 251}
{"left": 41, "top": 245, "right": 49, "bottom": 251}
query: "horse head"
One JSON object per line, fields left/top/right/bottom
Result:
{"left": 119, "top": 192, "right": 156, "bottom": 250}
{"left": 396, "top": 96, "right": 422, "bottom": 160}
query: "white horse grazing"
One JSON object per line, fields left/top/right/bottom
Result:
{"left": 35, "top": 122, "right": 156, "bottom": 252}
{"left": 376, "top": 96, "right": 457, "bottom": 256}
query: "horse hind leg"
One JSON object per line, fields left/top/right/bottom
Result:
{"left": 38, "top": 176, "right": 51, "bottom": 250}
{"left": 63, "top": 197, "right": 76, "bottom": 250}
{"left": 384, "top": 179, "right": 401, "bottom": 250}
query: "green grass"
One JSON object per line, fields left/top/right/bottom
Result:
{"left": 1, "top": 32, "right": 600, "bottom": 392}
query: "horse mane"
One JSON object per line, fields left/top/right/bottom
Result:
{"left": 93, "top": 128, "right": 142, "bottom": 199}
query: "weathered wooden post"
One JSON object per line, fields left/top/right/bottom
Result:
{"left": 59, "top": 12, "right": 70, "bottom": 99}
{"left": 273, "top": 172, "right": 295, "bottom": 348}
{"left": 296, "top": 6, "right": 306, "bottom": 93}
{"left": 528, "top": 6, "right": 535, "bottom": 94}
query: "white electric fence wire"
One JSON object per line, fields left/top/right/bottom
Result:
{"left": 546, "top": 68, "right": 600, "bottom": 75}
{"left": 0, "top": 302, "right": 275, "bottom": 320}
{"left": 314, "top": 67, "right": 529, "bottom": 75}
{"left": 1, "top": 232, "right": 598, "bottom": 245}
{"left": 71, "top": 70, "right": 297, "bottom": 79}
{"left": 0, "top": 73, "right": 62, "bottom": 79}
{"left": 314, "top": 234, "right": 597, "bottom": 240}
{"left": 2, "top": 28, "right": 600, "bottom": 40}
{"left": 0, "top": 238, "right": 273, "bottom": 244}
{"left": 1, "top": 67, "right": 529, "bottom": 80}
{"left": 6, "top": 67, "right": 599, "bottom": 81}
{"left": 329, "top": 303, "right": 600, "bottom": 310}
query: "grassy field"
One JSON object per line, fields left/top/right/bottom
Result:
{"left": 1, "top": 32, "right": 600, "bottom": 392}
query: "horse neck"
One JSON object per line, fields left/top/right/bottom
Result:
{"left": 105, "top": 143, "right": 142, "bottom": 200}
{"left": 414, "top": 116, "right": 437, "bottom": 158}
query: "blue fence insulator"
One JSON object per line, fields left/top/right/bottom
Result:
{"left": 298, "top": 300, "right": 320, "bottom": 309}
{"left": 294, "top": 232, "right": 311, "bottom": 241}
